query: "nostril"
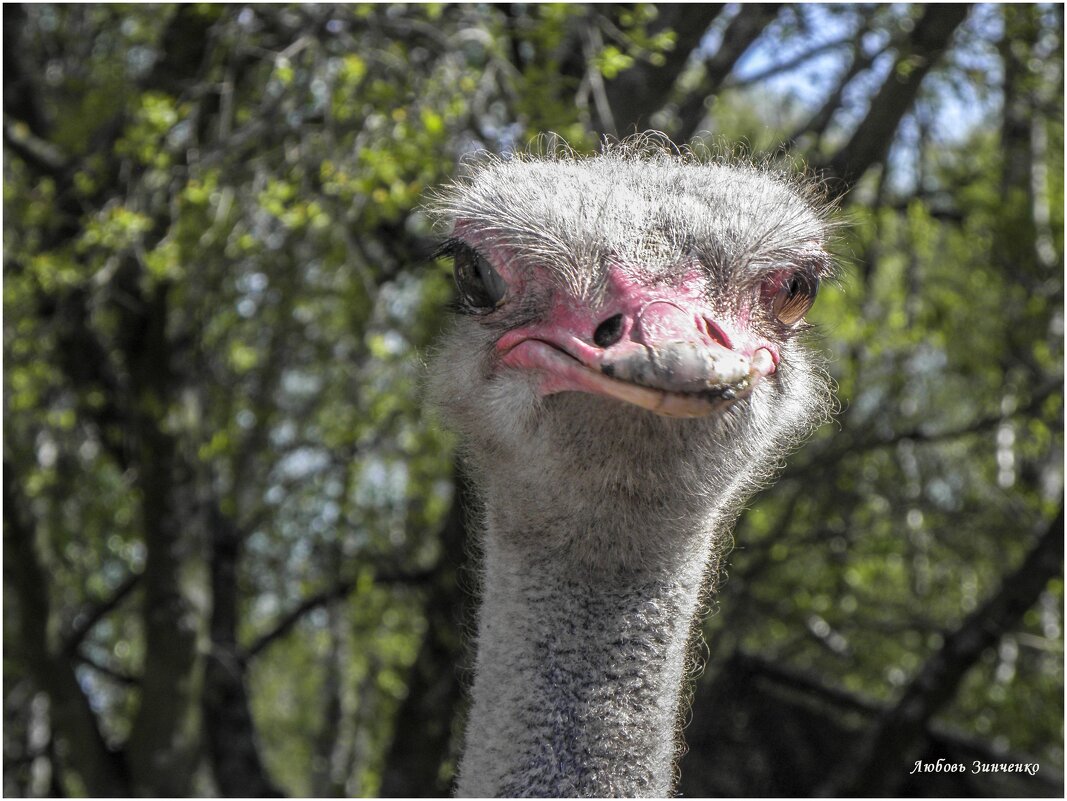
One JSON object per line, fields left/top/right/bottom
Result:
{"left": 703, "top": 318, "right": 732, "bottom": 349}
{"left": 593, "top": 314, "right": 625, "bottom": 348}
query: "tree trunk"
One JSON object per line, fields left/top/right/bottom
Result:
{"left": 310, "top": 600, "right": 347, "bottom": 797}
{"left": 4, "top": 468, "right": 131, "bottom": 796}
{"left": 121, "top": 282, "right": 207, "bottom": 796}
{"left": 203, "top": 504, "right": 283, "bottom": 796}
{"left": 379, "top": 467, "right": 472, "bottom": 796}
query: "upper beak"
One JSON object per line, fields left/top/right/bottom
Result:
{"left": 497, "top": 297, "right": 778, "bottom": 418}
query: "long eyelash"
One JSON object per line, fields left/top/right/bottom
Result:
{"left": 433, "top": 238, "right": 464, "bottom": 261}
{"left": 437, "top": 239, "right": 489, "bottom": 317}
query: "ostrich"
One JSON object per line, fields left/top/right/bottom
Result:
{"left": 427, "top": 136, "right": 836, "bottom": 797}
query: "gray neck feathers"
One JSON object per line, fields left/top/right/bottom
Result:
{"left": 439, "top": 356, "right": 828, "bottom": 796}
{"left": 452, "top": 393, "right": 763, "bottom": 797}
{"left": 457, "top": 496, "right": 722, "bottom": 797}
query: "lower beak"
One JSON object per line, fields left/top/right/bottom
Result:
{"left": 500, "top": 338, "right": 775, "bottom": 418}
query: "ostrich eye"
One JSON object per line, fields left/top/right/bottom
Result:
{"left": 772, "top": 273, "right": 819, "bottom": 325}
{"left": 452, "top": 245, "right": 508, "bottom": 311}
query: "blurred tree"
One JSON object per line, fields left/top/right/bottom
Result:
{"left": 3, "top": 3, "right": 1061, "bottom": 797}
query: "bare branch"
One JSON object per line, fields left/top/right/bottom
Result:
{"left": 243, "top": 567, "right": 435, "bottom": 661}
{"left": 675, "top": 4, "right": 783, "bottom": 139}
{"left": 785, "top": 377, "right": 1059, "bottom": 481}
{"left": 824, "top": 505, "right": 1064, "bottom": 796}
{"left": 62, "top": 572, "right": 142, "bottom": 656}
{"left": 597, "top": 4, "right": 727, "bottom": 135}
{"left": 724, "top": 35, "right": 854, "bottom": 90}
{"left": 74, "top": 652, "right": 140, "bottom": 687}
{"left": 821, "top": 4, "right": 971, "bottom": 194}
{"left": 784, "top": 42, "right": 892, "bottom": 148}
{"left": 3, "top": 117, "right": 69, "bottom": 179}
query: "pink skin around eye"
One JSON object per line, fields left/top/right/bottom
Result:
{"left": 490, "top": 262, "right": 781, "bottom": 418}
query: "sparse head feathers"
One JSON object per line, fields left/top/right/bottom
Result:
{"left": 425, "top": 133, "right": 837, "bottom": 568}
{"left": 428, "top": 136, "right": 835, "bottom": 296}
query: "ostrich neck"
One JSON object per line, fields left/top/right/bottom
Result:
{"left": 457, "top": 501, "right": 722, "bottom": 797}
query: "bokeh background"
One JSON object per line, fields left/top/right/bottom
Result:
{"left": 3, "top": 3, "right": 1062, "bottom": 797}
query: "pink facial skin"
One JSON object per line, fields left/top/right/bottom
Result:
{"left": 494, "top": 264, "right": 780, "bottom": 419}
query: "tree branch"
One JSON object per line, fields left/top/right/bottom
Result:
{"left": 202, "top": 503, "right": 283, "bottom": 797}
{"left": 784, "top": 377, "right": 1059, "bottom": 481}
{"left": 74, "top": 651, "right": 140, "bottom": 687}
{"left": 62, "top": 572, "right": 142, "bottom": 657}
{"left": 783, "top": 20, "right": 891, "bottom": 148}
{"left": 824, "top": 505, "right": 1064, "bottom": 796}
{"left": 3, "top": 5, "right": 51, "bottom": 139}
{"left": 243, "top": 567, "right": 435, "bottom": 662}
{"left": 598, "top": 4, "right": 726, "bottom": 135}
{"left": 820, "top": 4, "right": 971, "bottom": 195}
{"left": 675, "top": 4, "right": 784, "bottom": 140}
{"left": 724, "top": 34, "right": 853, "bottom": 90}
{"left": 380, "top": 465, "right": 473, "bottom": 797}
{"left": 3, "top": 464, "right": 130, "bottom": 795}
{"left": 3, "top": 117, "right": 69, "bottom": 179}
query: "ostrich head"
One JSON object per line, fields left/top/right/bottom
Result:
{"left": 428, "top": 138, "right": 835, "bottom": 571}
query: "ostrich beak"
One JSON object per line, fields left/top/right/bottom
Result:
{"left": 497, "top": 286, "right": 778, "bottom": 419}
